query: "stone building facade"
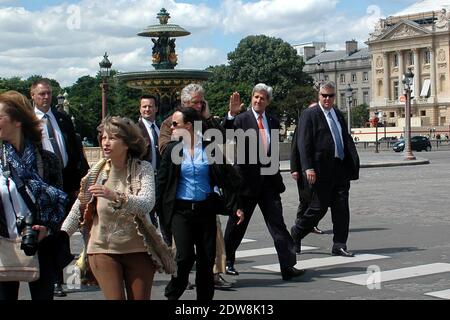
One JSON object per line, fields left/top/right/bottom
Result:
{"left": 367, "top": 8, "right": 450, "bottom": 128}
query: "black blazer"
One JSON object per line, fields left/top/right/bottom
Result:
{"left": 156, "top": 141, "right": 242, "bottom": 231}
{"left": 52, "top": 108, "right": 89, "bottom": 194}
{"left": 223, "top": 109, "right": 285, "bottom": 197}
{"left": 297, "top": 105, "right": 359, "bottom": 183}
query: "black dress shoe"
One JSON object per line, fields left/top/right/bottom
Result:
{"left": 225, "top": 265, "right": 239, "bottom": 276}
{"left": 281, "top": 266, "right": 306, "bottom": 281}
{"left": 290, "top": 226, "right": 301, "bottom": 254}
{"left": 312, "top": 226, "right": 324, "bottom": 234}
{"left": 331, "top": 248, "right": 355, "bottom": 257}
{"left": 54, "top": 284, "right": 67, "bottom": 297}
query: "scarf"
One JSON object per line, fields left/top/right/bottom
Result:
{"left": 3, "top": 140, "right": 68, "bottom": 232}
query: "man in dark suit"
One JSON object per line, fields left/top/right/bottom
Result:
{"left": 31, "top": 79, "right": 89, "bottom": 296}
{"left": 223, "top": 83, "right": 305, "bottom": 281}
{"left": 290, "top": 81, "right": 360, "bottom": 257}
{"left": 138, "top": 94, "right": 160, "bottom": 172}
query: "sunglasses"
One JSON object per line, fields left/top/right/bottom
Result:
{"left": 171, "top": 121, "right": 179, "bottom": 127}
{"left": 321, "top": 93, "right": 336, "bottom": 99}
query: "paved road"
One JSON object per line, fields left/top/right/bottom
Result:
{"left": 18, "top": 150, "right": 450, "bottom": 301}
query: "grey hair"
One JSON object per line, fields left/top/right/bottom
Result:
{"left": 180, "top": 83, "right": 205, "bottom": 105}
{"left": 252, "top": 83, "right": 273, "bottom": 102}
{"left": 319, "top": 81, "right": 336, "bottom": 91}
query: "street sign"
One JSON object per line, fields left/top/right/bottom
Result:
{"left": 399, "top": 95, "right": 406, "bottom": 103}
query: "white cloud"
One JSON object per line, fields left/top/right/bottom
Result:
{"left": 0, "top": 0, "right": 394, "bottom": 87}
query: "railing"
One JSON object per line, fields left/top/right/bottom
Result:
{"left": 354, "top": 139, "right": 450, "bottom": 150}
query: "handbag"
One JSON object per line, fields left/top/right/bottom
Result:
{"left": 0, "top": 235, "right": 40, "bottom": 282}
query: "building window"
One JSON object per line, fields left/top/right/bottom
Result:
{"left": 324, "top": 75, "right": 329, "bottom": 81}
{"left": 340, "top": 74, "right": 346, "bottom": 84}
{"left": 393, "top": 81, "right": 399, "bottom": 100}
{"left": 340, "top": 93, "right": 346, "bottom": 108}
{"left": 389, "top": 112, "right": 395, "bottom": 118}
{"left": 424, "top": 50, "right": 431, "bottom": 64}
{"left": 393, "top": 53, "right": 399, "bottom": 67}
{"left": 363, "top": 72, "right": 369, "bottom": 82}
{"left": 420, "top": 110, "right": 426, "bottom": 116}
{"left": 377, "top": 80, "right": 383, "bottom": 96}
{"left": 351, "top": 73, "right": 357, "bottom": 83}
{"left": 363, "top": 91, "right": 369, "bottom": 105}
{"left": 408, "top": 51, "right": 414, "bottom": 65}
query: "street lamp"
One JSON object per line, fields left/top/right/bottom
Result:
{"left": 383, "top": 113, "right": 387, "bottom": 139}
{"left": 99, "top": 52, "right": 112, "bottom": 120}
{"left": 402, "top": 68, "right": 416, "bottom": 160}
{"left": 345, "top": 83, "right": 353, "bottom": 134}
{"left": 374, "top": 111, "right": 379, "bottom": 153}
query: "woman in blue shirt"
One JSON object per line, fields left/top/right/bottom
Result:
{"left": 157, "top": 107, "right": 243, "bottom": 300}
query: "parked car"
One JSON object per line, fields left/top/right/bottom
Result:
{"left": 392, "top": 136, "right": 432, "bottom": 152}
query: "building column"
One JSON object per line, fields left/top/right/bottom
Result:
{"left": 413, "top": 48, "right": 420, "bottom": 100}
{"left": 383, "top": 52, "right": 389, "bottom": 100}
{"left": 429, "top": 46, "right": 437, "bottom": 98}
{"left": 398, "top": 50, "right": 404, "bottom": 94}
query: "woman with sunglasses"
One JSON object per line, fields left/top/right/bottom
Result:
{"left": 157, "top": 107, "right": 244, "bottom": 301}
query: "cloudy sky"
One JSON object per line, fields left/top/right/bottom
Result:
{"left": 0, "top": 0, "right": 427, "bottom": 87}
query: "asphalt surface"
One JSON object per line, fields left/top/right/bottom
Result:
{"left": 17, "top": 149, "right": 450, "bottom": 302}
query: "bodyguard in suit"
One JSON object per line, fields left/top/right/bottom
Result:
{"left": 31, "top": 79, "right": 89, "bottom": 296}
{"left": 223, "top": 83, "right": 305, "bottom": 281}
{"left": 138, "top": 95, "right": 160, "bottom": 172}
{"left": 290, "top": 81, "right": 360, "bottom": 257}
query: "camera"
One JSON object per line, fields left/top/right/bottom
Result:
{"left": 16, "top": 214, "right": 38, "bottom": 256}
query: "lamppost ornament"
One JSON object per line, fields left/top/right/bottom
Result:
{"left": 99, "top": 52, "right": 113, "bottom": 120}
{"left": 402, "top": 68, "right": 416, "bottom": 160}
{"left": 57, "top": 92, "right": 65, "bottom": 113}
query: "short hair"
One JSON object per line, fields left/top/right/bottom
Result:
{"left": 0, "top": 91, "right": 42, "bottom": 145}
{"left": 180, "top": 83, "right": 204, "bottom": 105}
{"left": 252, "top": 83, "right": 273, "bottom": 102}
{"left": 319, "top": 81, "right": 336, "bottom": 91}
{"left": 30, "top": 79, "right": 52, "bottom": 93}
{"left": 140, "top": 94, "right": 158, "bottom": 106}
{"left": 97, "top": 116, "right": 146, "bottom": 160}
{"left": 177, "top": 107, "right": 201, "bottom": 125}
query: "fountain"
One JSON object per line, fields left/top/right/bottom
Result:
{"left": 116, "top": 8, "right": 211, "bottom": 119}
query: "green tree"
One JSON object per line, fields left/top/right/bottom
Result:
{"left": 351, "top": 103, "right": 370, "bottom": 128}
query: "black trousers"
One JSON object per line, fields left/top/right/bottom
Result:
{"left": 0, "top": 245, "right": 57, "bottom": 300}
{"left": 164, "top": 199, "right": 216, "bottom": 301}
{"left": 293, "top": 159, "right": 351, "bottom": 248}
{"left": 224, "top": 182, "right": 296, "bottom": 270}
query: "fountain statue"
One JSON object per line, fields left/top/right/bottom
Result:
{"left": 116, "top": 8, "right": 211, "bottom": 120}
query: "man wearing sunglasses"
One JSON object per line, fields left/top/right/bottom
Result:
{"left": 290, "top": 81, "right": 360, "bottom": 258}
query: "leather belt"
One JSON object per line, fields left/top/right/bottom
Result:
{"left": 175, "top": 197, "right": 211, "bottom": 211}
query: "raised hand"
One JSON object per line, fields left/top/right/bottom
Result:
{"left": 229, "top": 92, "right": 242, "bottom": 116}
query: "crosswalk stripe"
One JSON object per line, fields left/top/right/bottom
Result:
{"left": 332, "top": 263, "right": 450, "bottom": 286}
{"left": 236, "top": 246, "right": 318, "bottom": 258}
{"left": 253, "top": 254, "right": 389, "bottom": 272}
{"left": 424, "top": 289, "right": 450, "bottom": 300}
{"left": 241, "top": 239, "right": 256, "bottom": 244}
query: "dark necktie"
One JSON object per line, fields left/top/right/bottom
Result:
{"left": 44, "top": 114, "right": 63, "bottom": 163}
{"left": 327, "top": 112, "right": 345, "bottom": 160}
{"left": 151, "top": 123, "right": 160, "bottom": 170}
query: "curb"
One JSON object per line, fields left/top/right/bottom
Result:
{"left": 280, "top": 158, "right": 430, "bottom": 172}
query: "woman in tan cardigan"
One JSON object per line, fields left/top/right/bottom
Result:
{"left": 61, "top": 116, "right": 174, "bottom": 300}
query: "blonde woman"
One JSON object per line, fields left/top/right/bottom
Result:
{"left": 61, "top": 116, "right": 174, "bottom": 300}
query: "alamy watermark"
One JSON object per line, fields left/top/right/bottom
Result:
{"left": 366, "top": 265, "right": 382, "bottom": 290}
{"left": 170, "top": 121, "right": 280, "bottom": 175}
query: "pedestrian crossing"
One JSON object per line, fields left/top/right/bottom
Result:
{"left": 237, "top": 238, "right": 450, "bottom": 299}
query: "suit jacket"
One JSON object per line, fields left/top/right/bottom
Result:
{"left": 138, "top": 118, "right": 160, "bottom": 169}
{"left": 52, "top": 108, "right": 89, "bottom": 195}
{"left": 223, "top": 109, "right": 285, "bottom": 197}
{"left": 297, "top": 105, "right": 359, "bottom": 184}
